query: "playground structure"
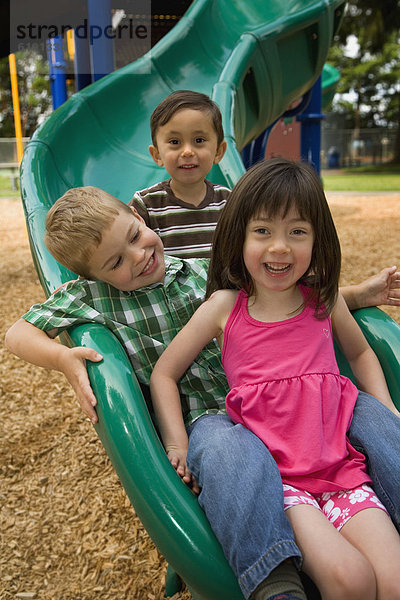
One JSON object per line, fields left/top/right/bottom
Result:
{"left": 18, "top": 1, "right": 400, "bottom": 599}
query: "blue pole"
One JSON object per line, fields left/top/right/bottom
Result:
{"left": 242, "top": 126, "right": 274, "bottom": 169}
{"left": 47, "top": 36, "right": 68, "bottom": 109}
{"left": 87, "top": 0, "right": 114, "bottom": 82}
{"left": 297, "top": 76, "right": 325, "bottom": 174}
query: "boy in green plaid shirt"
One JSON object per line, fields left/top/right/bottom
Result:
{"left": 5, "top": 186, "right": 229, "bottom": 432}
{"left": 5, "top": 186, "right": 400, "bottom": 600}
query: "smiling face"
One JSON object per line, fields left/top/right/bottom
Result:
{"left": 149, "top": 108, "right": 226, "bottom": 194}
{"left": 87, "top": 207, "right": 165, "bottom": 291}
{"left": 243, "top": 206, "right": 314, "bottom": 296}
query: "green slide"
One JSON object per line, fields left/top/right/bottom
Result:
{"left": 20, "top": 1, "right": 400, "bottom": 599}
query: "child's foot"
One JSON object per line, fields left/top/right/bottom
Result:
{"left": 252, "top": 560, "right": 307, "bottom": 600}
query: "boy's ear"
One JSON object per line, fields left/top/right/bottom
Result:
{"left": 213, "top": 140, "right": 227, "bottom": 164}
{"left": 130, "top": 206, "right": 145, "bottom": 224}
{"left": 149, "top": 145, "right": 164, "bottom": 167}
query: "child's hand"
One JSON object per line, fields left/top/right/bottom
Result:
{"left": 360, "top": 266, "right": 400, "bottom": 308}
{"left": 57, "top": 346, "right": 103, "bottom": 424}
{"left": 5, "top": 320, "right": 103, "bottom": 424}
{"left": 167, "top": 447, "right": 200, "bottom": 495}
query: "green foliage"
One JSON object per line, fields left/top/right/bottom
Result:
{"left": 0, "top": 50, "right": 52, "bottom": 138}
{"left": 335, "top": 0, "right": 400, "bottom": 53}
{"left": 327, "top": 0, "right": 400, "bottom": 162}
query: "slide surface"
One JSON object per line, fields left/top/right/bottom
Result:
{"left": 19, "top": 1, "right": 400, "bottom": 599}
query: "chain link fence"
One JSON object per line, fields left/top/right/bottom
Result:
{"left": 0, "top": 137, "right": 29, "bottom": 165}
{"left": 0, "top": 138, "right": 30, "bottom": 190}
{"left": 0, "top": 130, "right": 397, "bottom": 187}
{"left": 321, "top": 128, "right": 398, "bottom": 169}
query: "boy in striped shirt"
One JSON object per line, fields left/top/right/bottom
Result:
{"left": 130, "top": 90, "right": 230, "bottom": 259}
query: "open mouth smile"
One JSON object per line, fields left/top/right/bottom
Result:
{"left": 264, "top": 263, "right": 292, "bottom": 274}
{"left": 141, "top": 252, "right": 157, "bottom": 276}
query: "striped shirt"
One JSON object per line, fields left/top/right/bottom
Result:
{"left": 130, "top": 179, "right": 231, "bottom": 259}
{"left": 22, "top": 256, "right": 229, "bottom": 426}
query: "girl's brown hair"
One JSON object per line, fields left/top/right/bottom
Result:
{"left": 206, "top": 158, "right": 341, "bottom": 318}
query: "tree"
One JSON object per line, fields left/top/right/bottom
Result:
{"left": 327, "top": 0, "right": 400, "bottom": 163}
{"left": 0, "top": 50, "right": 52, "bottom": 138}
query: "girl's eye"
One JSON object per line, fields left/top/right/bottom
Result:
{"left": 169, "top": 139, "right": 180, "bottom": 145}
{"left": 195, "top": 137, "right": 205, "bottom": 144}
{"left": 255, "top": 228, "right": 269, "bottom": 235}
{"left": 292, "top": 229, "right": 307, "bottom": 236}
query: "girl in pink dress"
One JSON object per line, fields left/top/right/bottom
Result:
{"left": 151, "top": 158, "right": 400, "bottom": 600}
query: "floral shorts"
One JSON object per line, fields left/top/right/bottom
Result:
{"left": 283, "top": 483, "right": 388, "bottom": 531}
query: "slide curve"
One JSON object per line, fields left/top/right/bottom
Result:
{"left": 19, "top": 1, "right": 400, "bottom": 599}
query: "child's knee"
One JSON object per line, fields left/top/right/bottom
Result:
{"left": 327, "top": 553, "right": 376, "bottom": 600}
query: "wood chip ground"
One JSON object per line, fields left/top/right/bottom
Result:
{"left": 1, "top": 194, "right": 399, "bottom": 599}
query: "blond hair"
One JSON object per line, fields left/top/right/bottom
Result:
{"left": 45, "top": 186, "right": 133, "bottom": 278}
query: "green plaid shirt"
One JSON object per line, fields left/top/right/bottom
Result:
{"left": 22, "top": 256, "right": 229, "bottom": 425}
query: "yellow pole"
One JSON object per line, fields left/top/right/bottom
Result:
{"left": 66, "top": 28, "right": 75, "bottom": 60}
{"left": 8, "top": 53, "right": 24, "bottom": 165}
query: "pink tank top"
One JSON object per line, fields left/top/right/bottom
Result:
{"left": 221, "top": 288, "right": 370, "bottom": 494}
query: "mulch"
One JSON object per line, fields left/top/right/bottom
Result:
{"left": 1, "top": 194, "right": 399, "bottom": 599}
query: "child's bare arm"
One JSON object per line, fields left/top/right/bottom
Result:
{"left": 151, "top": 290, "right": 236, "bottom": 490}
{"left": 150, "top": 377, "right": 198, "bottom": 491}
{"left": 150, "top": 368, "right": 194, "bottom": 488}
{"left": 332, "top": 294, "right": 400, "bottom": 416}
{"left": 5, "top": 319, "right": 103, "bottom": 423}
{"left": 341, "top": 266, "right": 400, "bottom": 310}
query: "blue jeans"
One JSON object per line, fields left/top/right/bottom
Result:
{"left": 187, "top": 414, "right": 302, "bottom": 599}
{"left": 347, "top": 391, "right": 400, "bottom": 531}
{"left": 187, "top": 392, "right": 400, "bottom": 599}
